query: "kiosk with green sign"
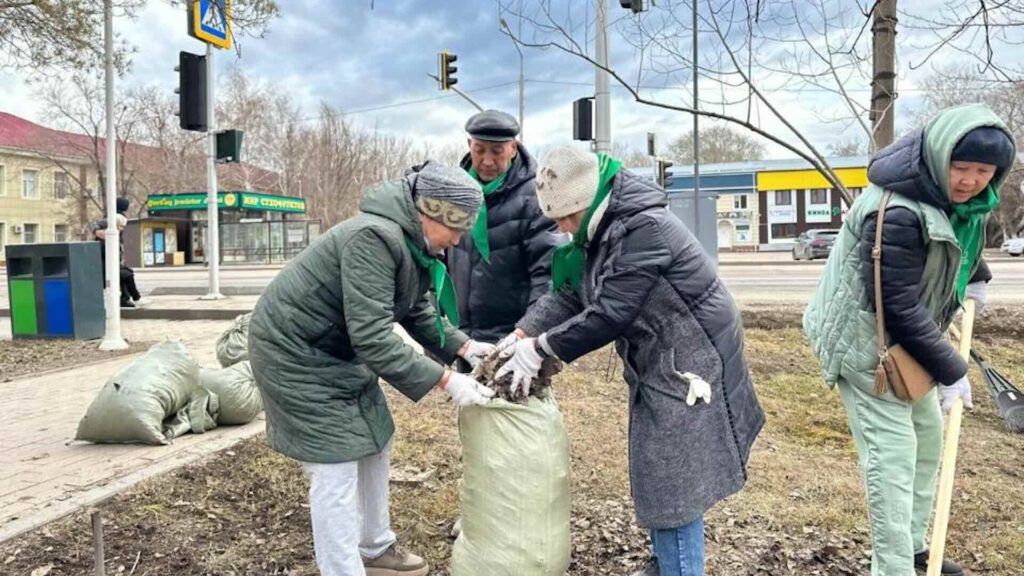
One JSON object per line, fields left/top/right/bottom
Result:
{"left": 132, "top": 190, "right": 318, "bottom": 267}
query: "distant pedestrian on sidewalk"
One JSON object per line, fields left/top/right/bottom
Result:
{"left": 804, "top": 103, "right": 1016, "bottom": 576}
{"left": 91, "top": 197, "right": 141, "bottom": 308}
{"left": 249, "top": 161, "right": 497, "bottom": 576}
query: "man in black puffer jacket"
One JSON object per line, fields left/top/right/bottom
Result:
{"left": 446, "top": 110, "right": 561, "bottom": 345}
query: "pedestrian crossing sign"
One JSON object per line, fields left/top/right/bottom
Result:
{"left": 188, "top": 0, "right": 232, "bottom": 49}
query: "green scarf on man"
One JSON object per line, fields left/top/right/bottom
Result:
{"left": 550, "top": 153, "right": 623, "bottom": 292}
{"left": 950, "top": 184, "right": 999, "bottom": 302}
{"left": 467, "top": 167, "right": 508, "bottom": 262}
{"left": 404, "top": 237, "right": 460, "bottom": 348}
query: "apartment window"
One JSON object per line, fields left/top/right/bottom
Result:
{"left": 53, "top": 171, "right": 71, "bottom": 199}
{"left": 771, "top": 223, "right": 797, "bottom": 239}
{"left": 810, "top": 189, "right": 828, "bottom": 204}
{"left": 54, "top": 224, "right": 69, "bottom": 242}
{"left": 733, "top": 195, "right": 748, "bottom": 210}
{"left": 775, "top": 190, "right": 793, "bottom": 205}
{"left": 23, "top": 223, "right": 38, "bottom": 244}
{"left": 22, "top": 170, "right": 38, "bottom": 199}
{"left": 849, "top": 187, "right": 863, "bottom": 200}
{"left": 0, "top": 165, "right": 6, "bottom": 196}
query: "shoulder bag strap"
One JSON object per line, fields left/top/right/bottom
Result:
{"left": 873, "top": 191, "right": 893, "bottom": 357}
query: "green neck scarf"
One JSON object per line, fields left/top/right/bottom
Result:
{"left": 404, "top": 237, "right": 460, "bottom": 348}
{"left": 550, "top": 153, "right": 623, "bottom": 292}
{"left": 467, "top": 167, "right": 508, "bottom": 263}
{"left": 950, "top": 184, "right": 999, "bottom": 302}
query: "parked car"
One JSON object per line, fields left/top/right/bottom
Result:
{"left": 1004, "top": 237, "right": 1024, "bottom": 257}
{"left": 792, "top": 229, "right": 840, "bottom": 261}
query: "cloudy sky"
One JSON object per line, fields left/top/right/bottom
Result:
{"left": 1, "top": 0, "right": 1018, "bottom": 162}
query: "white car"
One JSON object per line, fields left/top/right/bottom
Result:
{"left": 1004, "top": 237, "right": 1024, "bottom": 257}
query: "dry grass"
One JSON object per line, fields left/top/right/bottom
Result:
{"left": 2, "top": 328, "right": 1023, "bottom": 575}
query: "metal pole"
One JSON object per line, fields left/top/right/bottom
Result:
{"left": 91, "top": 510, "right": 106, "bottom": 576}
{"left": 692, "top": 0, "right": 701, "bottom": 247}
{"left": 99, "top": 0, "right": 127, "bottom": 351}
{"left": 202, "top": 42, "right": 223, "bottom": 300}
{"left": 594, "top": 0, "right": 611, "bottom": 153}
{"left": 427, "top": 74, "right": 485, "bottom": 111}
{"left": 518, "top": 2, "right": 525, "bottom": 144}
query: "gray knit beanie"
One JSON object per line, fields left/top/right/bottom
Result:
{"left": 411, "top": 161, "right": 483, "bottom": 231}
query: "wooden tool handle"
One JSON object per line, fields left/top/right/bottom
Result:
{"left": 928, "top": 298, "right": 976, "bottom": 576}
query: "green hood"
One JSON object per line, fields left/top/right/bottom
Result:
{"left": 358, "top": 177, "right": 428, "bottom": 251}
{"left": 925, "top": 103, "right": 1016, "bottom": 202}
{"left": 867, "top": 103, "right": 1016, "bottom": 213}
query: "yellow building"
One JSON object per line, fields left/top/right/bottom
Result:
{"left": 1, "top": 112, "right": 100, "bottom": 261}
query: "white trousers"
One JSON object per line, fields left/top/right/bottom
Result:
{"left": 301, "top": 442, "right": 396, "bottom": 576}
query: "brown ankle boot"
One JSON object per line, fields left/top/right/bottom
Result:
{"left": 363, "top": 543, "right": 428, "bottom": 576}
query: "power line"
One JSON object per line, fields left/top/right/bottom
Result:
{"left": 293, "top": 81, "right": 519, "bottom": 123}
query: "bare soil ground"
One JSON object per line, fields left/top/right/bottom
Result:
{"left": 2, "top": 315, "right": 1023, "bottom": 575}
{"left": 0, "top": 338, "right": 153, "bottom": 382}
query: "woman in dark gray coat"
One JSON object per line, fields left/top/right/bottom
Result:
{"left": 498, "top": 147, "right": 764, "bottom": 576}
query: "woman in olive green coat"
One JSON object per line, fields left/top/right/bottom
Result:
{"left": 250, "top": 162, "right": 496, "bottom": 576}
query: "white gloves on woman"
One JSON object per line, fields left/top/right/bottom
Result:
{"left": 939, "top": 375, "right": 973, "bottom": 413}
{"left": 442, "top": 372, "right": 495, "bottom": 407}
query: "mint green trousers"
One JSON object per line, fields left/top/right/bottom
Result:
{"left": 837, "top": 380, "right": 943, "bottom": 576}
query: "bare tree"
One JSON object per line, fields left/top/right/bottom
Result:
{"left": 0, "top": 1, "right": 278, "bottom": 74}
{"left": 668, "top": 124, "right": 765, "bottom": 164}
{"left": 827, "top": 139, "right": 868, "bottom": 157}
{"left": 497, "top": 1, "right": 1024, "bottom": 206}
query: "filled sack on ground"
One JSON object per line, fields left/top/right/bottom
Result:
{"left": 75, "top": 341, "right": 218, "bottom": 445}
{"left": 216, "top": 313, "right": 251, "bottom": 367}
{"left": 450, "top": 396, "right": 571, "bottom": 576}
{"left": 198, "top": 360, "right": 261, "bottom": 425}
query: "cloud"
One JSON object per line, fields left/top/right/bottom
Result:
{"left": 0, "top": 0, "right": 1020, "bottom": 165}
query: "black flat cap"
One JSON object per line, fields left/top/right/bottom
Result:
{"left": 465, "top": 109, "right": 520, "bottom": 142}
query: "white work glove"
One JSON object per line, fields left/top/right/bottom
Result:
{"left": 939, "top": 375, "right": 974, "bottom": 413}
{"left": 964, "top": 281, "right": 987, "bottom": 311}
{"left": 441, "top": 372, "right": 495, "bottom": 407}
{"left": 676, "top": 371, "right": 712, "bottom": 406}
{"left": 495, "top": 329, "right": 525, "bottom": 357}
{"left": 495, "top": 337, "right": 544, "bottom": 398}
{"left": 458, "top": 340, "right": 495, "bottom": 370}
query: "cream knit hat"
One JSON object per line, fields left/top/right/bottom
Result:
{"left": 536, "top": 146, "right": 599, "bottom": 219}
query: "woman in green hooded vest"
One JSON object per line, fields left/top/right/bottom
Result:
{"left": 804, "top": 103, "right": 1016, "bottom": 576}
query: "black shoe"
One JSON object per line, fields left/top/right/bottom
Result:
{"left": 120, "top": 300, "right": 135, "bottom": 308}
{"left": 914, "top": 550, "right": 964, "bottom": 575}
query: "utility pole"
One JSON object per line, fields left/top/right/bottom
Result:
{"left": 518, "top": 3, "right": 525, "bottom": 144}
{"left": 692, "top": 0, "right": 701, "bottom": 249}
{"left": 594, "top": 0, "right": 611, "bottom": 153}
{"left": 201, "top": 41, "right": 224, "bottom": 300}
{"left": 99, "top": 0, "right": 127, "bottom": 351}
{"left": 870, "top": 0, "right": 897, "bottom": 151}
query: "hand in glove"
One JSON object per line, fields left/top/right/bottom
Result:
{"left": 495, "top": 329, "right": 527, "bottom": 357}
{"left": 458, "top": 340, "right": 496, "bottom": 370}
{"left": 440, "top": 371, "right": 495, "bottom": 407}
{"left": 676, "top": 371, "right": 712, "bottom": 406}
{"left": 964, "top": 281, "right": 987, "bottom": 311}
{"left": 939, "top": 375, "right": 974, "bottom": 413}
{"left": 495, "top": 337, "right": 544, "bottom": 398}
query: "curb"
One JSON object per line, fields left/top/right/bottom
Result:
{"left": 0, "top": 308, "right": 253, "bottom": 321}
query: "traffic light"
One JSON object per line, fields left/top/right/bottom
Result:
{"left": 619, "top": 0, "right": 646, "bottom": 13}
{"left": 573, "top": 97, "right": 594, "bottom": 141}
{"left": 656, "top": 158, "right": 674, "bottom": 188}
{"left": 176, "top": 51, "right": 208, "bottom": 132}
{"left": 439, "top": 51, "right": 458, "bottom": 90}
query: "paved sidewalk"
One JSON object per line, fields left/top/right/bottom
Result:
{"left": 0, "top": 318, "right": 266, "bottom": 543}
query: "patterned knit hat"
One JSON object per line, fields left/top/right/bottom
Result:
{"left": 411, "top": 161, "right": 483, "bottom": 231}
{"left": 536, "top": 146, "right": 599, "bottom": 219}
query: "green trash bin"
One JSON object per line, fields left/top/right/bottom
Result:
{"left": 6, "top": 243, "right": 104, "bottom": 340}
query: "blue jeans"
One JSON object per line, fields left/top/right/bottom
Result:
{"left": 651, "top": 517, "right": 705, "bottom": 576}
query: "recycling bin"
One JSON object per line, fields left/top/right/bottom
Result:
{"left": 6, "top": 242, "right": 104, "bottom": 339}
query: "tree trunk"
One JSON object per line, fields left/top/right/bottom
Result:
{"left": 870, "top": 0, "right": 898, "bottom": 151}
